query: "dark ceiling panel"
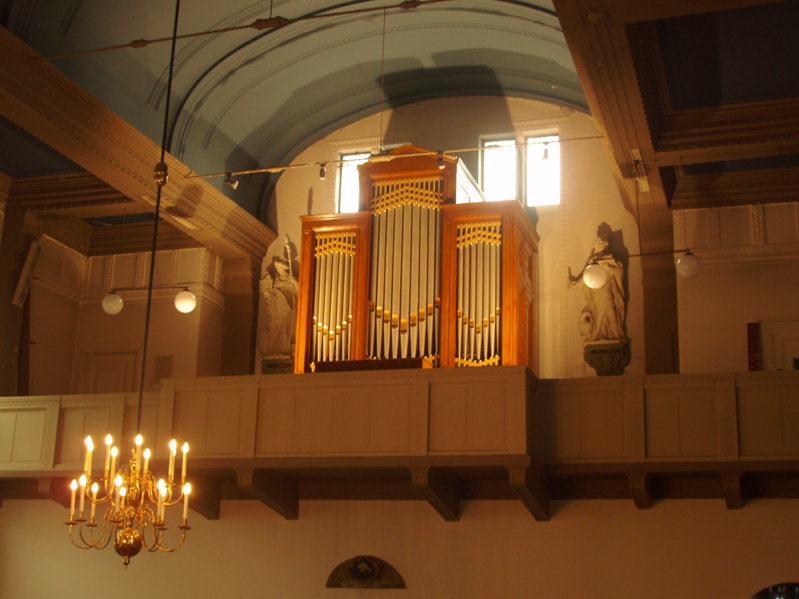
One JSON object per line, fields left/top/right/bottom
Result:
{"left": 658, "top": 2, "right": 799, "bottom": 110}
{"left": 682, "top": 153, "right": 799, "bottom": 175}
{"left": 0, "top": 115, "right": 80, "bottom": 178}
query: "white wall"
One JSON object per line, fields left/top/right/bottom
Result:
{"left": 259, "top": 96, "right": 643, "bottom": 377}
{"left": 0, "top": 498, "right": 795, "bottom": 599}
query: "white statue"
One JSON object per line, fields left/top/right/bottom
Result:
{"left": 569, "top": 237, "right": 626, "bottom": 343}
{"left": 259, "top": 235, "right": 299, "bottom": 359}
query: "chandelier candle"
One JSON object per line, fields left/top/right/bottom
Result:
{"left": 66, "top": 434, "right": 192, "bottom": 566}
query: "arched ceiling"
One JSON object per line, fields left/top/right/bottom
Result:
{"left": 2, "top": 0, "right": 584, "bottom": 218}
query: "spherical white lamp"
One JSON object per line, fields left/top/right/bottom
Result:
{"left": 676, "top": 250, "right": 702, "bottom": 279}
{"left": 583, "top": 262, "right": 608, "bottom": 289}
{"left": 101, "top": 291, "right": 124, "bottom": 315}
{"left": 174, "top": 288, "right": 197, "bottom": 313}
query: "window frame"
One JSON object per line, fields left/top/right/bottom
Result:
{"left": 479, "top": 118, "right": 566, "bottom": 208}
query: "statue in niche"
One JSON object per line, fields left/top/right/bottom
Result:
{"left": 569, "top": 224, "right": 630, "bottom": 375}
{"left": 259, "top": 235, "right": 299, "bottom": 368}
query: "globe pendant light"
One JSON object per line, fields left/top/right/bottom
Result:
{"left": 583, "top": 262, "right": 608, "bottom": 289}
{"left": 101, "top": 291, "right": 124, "bottom": 315}
{"left": 676, "top": 250, "right": 702, "bottom": 279}
{"left": 174, "top": 288, "right": 197, "bottom": 313}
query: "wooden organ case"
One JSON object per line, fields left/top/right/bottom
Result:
{"left": 295, "top": 145, "right": 539, "bottom": 374}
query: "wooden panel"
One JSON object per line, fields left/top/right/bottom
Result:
{"left": 55, "top": 394, "right": 125, "bottom": 468}
{"left": 644, "top": 374, "right": 738, "bottom": 461}
{"left": 368, "top": 389, "right": 411, "bottom": 451}
{"left": 738, "top": 373, "right": 799, "bottom": 458}
{"left": 256, "top": 389, "right": 298, "bottom": 453}
{"left": 0, "top": 397, "right": 59, "bottom": 470}
{"left": 255, "top": 374, "right": 416, "bottom": 455}
{"left": 429, "top": 367, "right": 529, "bottom": 454}
{"left": 294, "top": 390, "right": 334, "bottom": 452}
{"left": 173, "top": 387, "right": 247, "bottom": 457}
{"left": 537, "top": 378, "right": 644, "bottom": 463}
{"left": 331, "top": 389, "right": 372, "bottom": 451}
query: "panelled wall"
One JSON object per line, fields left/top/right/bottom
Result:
{"left": 29, "top": 237, "right": 226, "bottom": 395}
{"left": 674, "top": 203, "right": 799, "bottom": 372}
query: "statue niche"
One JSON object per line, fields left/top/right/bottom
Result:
{"left": 568, "top": 224, "right": 630, "bottom": 376}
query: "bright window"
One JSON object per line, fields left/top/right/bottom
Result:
{"left": 481, "top": 139, "right": 517, "bottom": 201}
{"left": 337, "top": 151, "right": 370, "bottom": 213}
{"left": 526, "top": 134, "right": 560, "bottom": 206}
{"left": 481, "top": 132, "right": 561, "bottom": 206}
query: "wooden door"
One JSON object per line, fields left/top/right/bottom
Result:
{"left": 81, "top": 351, "right": 137, "bottom": 393}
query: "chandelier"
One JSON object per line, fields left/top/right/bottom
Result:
{"left": 66, "top": 434, "right": 191, "bottom": 566}
{"left": 62, "top": 0, "right": 192, "bottom": 567}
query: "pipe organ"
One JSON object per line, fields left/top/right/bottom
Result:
{"left": 295, "top": 145, "right": 539, "bottom": 374}
{"left": 368, "top": 176, "right": 442, "bottom": 361}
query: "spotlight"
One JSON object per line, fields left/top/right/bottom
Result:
{"left": 437, "top": 152, "right": 445, "bottom": 170}
{"left": 174, "top": 288, "right": 197, "bottom": 313}
{"left": 676, "top": 250, "right": 702, "bottom": 279}
{"left": 101, "top": 291, "right": 124, "bottom": 315}
{"left": 224, "top": 173, "right": 239, "bottom": 190}
{"left": 319, "top": 163, "right": 326, "bottom": 180}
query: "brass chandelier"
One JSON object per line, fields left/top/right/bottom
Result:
{"left": 66, "top": 434, "right": 191, "bottom": 566}
{"left": 64, "top": 0, "right": 191, "bottom": 567}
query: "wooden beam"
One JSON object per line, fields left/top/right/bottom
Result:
{"left": 627, "top": 473, "right": 652, "bottom": 510}
{"left": 672, "top": 167, "right": 799, "bottom": 210}
{"left": 189, "top": 476, "right": 221, "bottom": 520}
{"left": 721, "top": 472, "right": 743, "bottom": 510}
{"left": 508, "top": 467, "right": 550, "bottom": 521}
{"left": 0, "top": 28, "right": 276, "bottom": 261}
{"left": 237, "top": 469, "right": 299, "bottom": 520}
{"left": 411, "top": 468, "right": 460, "bottom": 522}
{"left": 7, "top": 172, "right": 133, "bottom": 217}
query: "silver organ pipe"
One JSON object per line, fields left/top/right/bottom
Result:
{"left": 312, "top": 232, "right": 356, "bottom": 362}
{"left": 367, "top": 176, "right": 443, "bottom": 360}
{"left": 455, "top": 221, "right": 502, "bottom": 367}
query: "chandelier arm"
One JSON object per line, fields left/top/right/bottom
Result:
{"left": 150, "top": 524, "right": 190, "bottom": 553}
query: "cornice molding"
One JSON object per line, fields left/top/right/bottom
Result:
{"left": 695, "top": 244, "right": 799, "bottom": 265}
{"left": 88, "top": 221, "right": 203, "bottom": 257}
{"left": 0, "top": 28, "right": 276, "bottom": 262}
{"left": 7, "top": 172, "right": 132, "bottom": 216}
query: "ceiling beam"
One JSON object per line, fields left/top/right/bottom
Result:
{"left": 0, "top": 28, "right": 276, "bottom": 261}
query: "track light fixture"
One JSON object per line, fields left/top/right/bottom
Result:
{"left": 437, "top": 152, "right": 445, "bottom": 170}
{"left": 224, "top": 173, "right": 239, "bottom": 190}
{"left": 319, "top": 163, "right": 326, "bottom": 180}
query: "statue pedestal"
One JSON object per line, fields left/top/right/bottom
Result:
{"left": 583, "top": 339, "right": 630, "bottom": 376}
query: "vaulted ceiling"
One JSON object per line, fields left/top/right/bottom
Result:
{"left": 0, "top": 0, "right": 581, "bottom": 225}
{"left": 1, "top": 0, "right": 798, "bottom": 258}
